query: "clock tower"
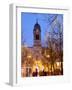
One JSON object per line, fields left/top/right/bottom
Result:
{"left": 33, "top": 20, "right": 41, "bottom": 47}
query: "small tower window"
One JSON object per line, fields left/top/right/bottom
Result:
{"left": 36, "top": 34, "right": 39, "bottom": 40}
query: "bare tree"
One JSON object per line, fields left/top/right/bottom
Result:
{"left": 44, "top": 15, "right": 63, "bottom": 75}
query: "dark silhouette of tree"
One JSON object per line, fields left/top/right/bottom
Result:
{"left": 44, "top": 15, "right": 63, "bottom": 75}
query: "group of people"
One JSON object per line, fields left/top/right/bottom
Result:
{"left": 32, "top": 68, "right": 48, "bottom": 77}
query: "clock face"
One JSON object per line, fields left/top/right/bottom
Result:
{"left": 36, "top": 29, "right": 39, "bottom": 34}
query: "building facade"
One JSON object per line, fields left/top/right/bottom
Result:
{"left": 21, "top": 21, "right": 63, "bottom": 77}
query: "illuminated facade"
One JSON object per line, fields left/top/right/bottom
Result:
{"left": 21, "top": 21, "right": 63, "bottom": 77}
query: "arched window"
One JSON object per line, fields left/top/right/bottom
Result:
{"left": 36, "top": 34, "right": 39, "bottom": 40}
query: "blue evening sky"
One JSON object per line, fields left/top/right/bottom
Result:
{"left": 21, "top": 12, "right": 63, "bottom": 47}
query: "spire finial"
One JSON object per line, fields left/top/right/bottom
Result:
{"left": 36, "top": 18, "right": 38, "bottom": 23}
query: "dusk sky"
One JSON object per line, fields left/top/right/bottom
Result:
{"left": 21, "top": 12, "right": 63, "bottom": 47}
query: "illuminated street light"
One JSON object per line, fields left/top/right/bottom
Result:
{"left": 46, "top": 54, "right": 50, "bottom": 58}
{"left": 56, "top": 62, "right": 60, "bottom": 67}
{"left": 27, "top": 55, "right": 32, "bottom": 58}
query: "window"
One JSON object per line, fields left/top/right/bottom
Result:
{"left": 36, "top": 34, "right": 39, "bottom": 40}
